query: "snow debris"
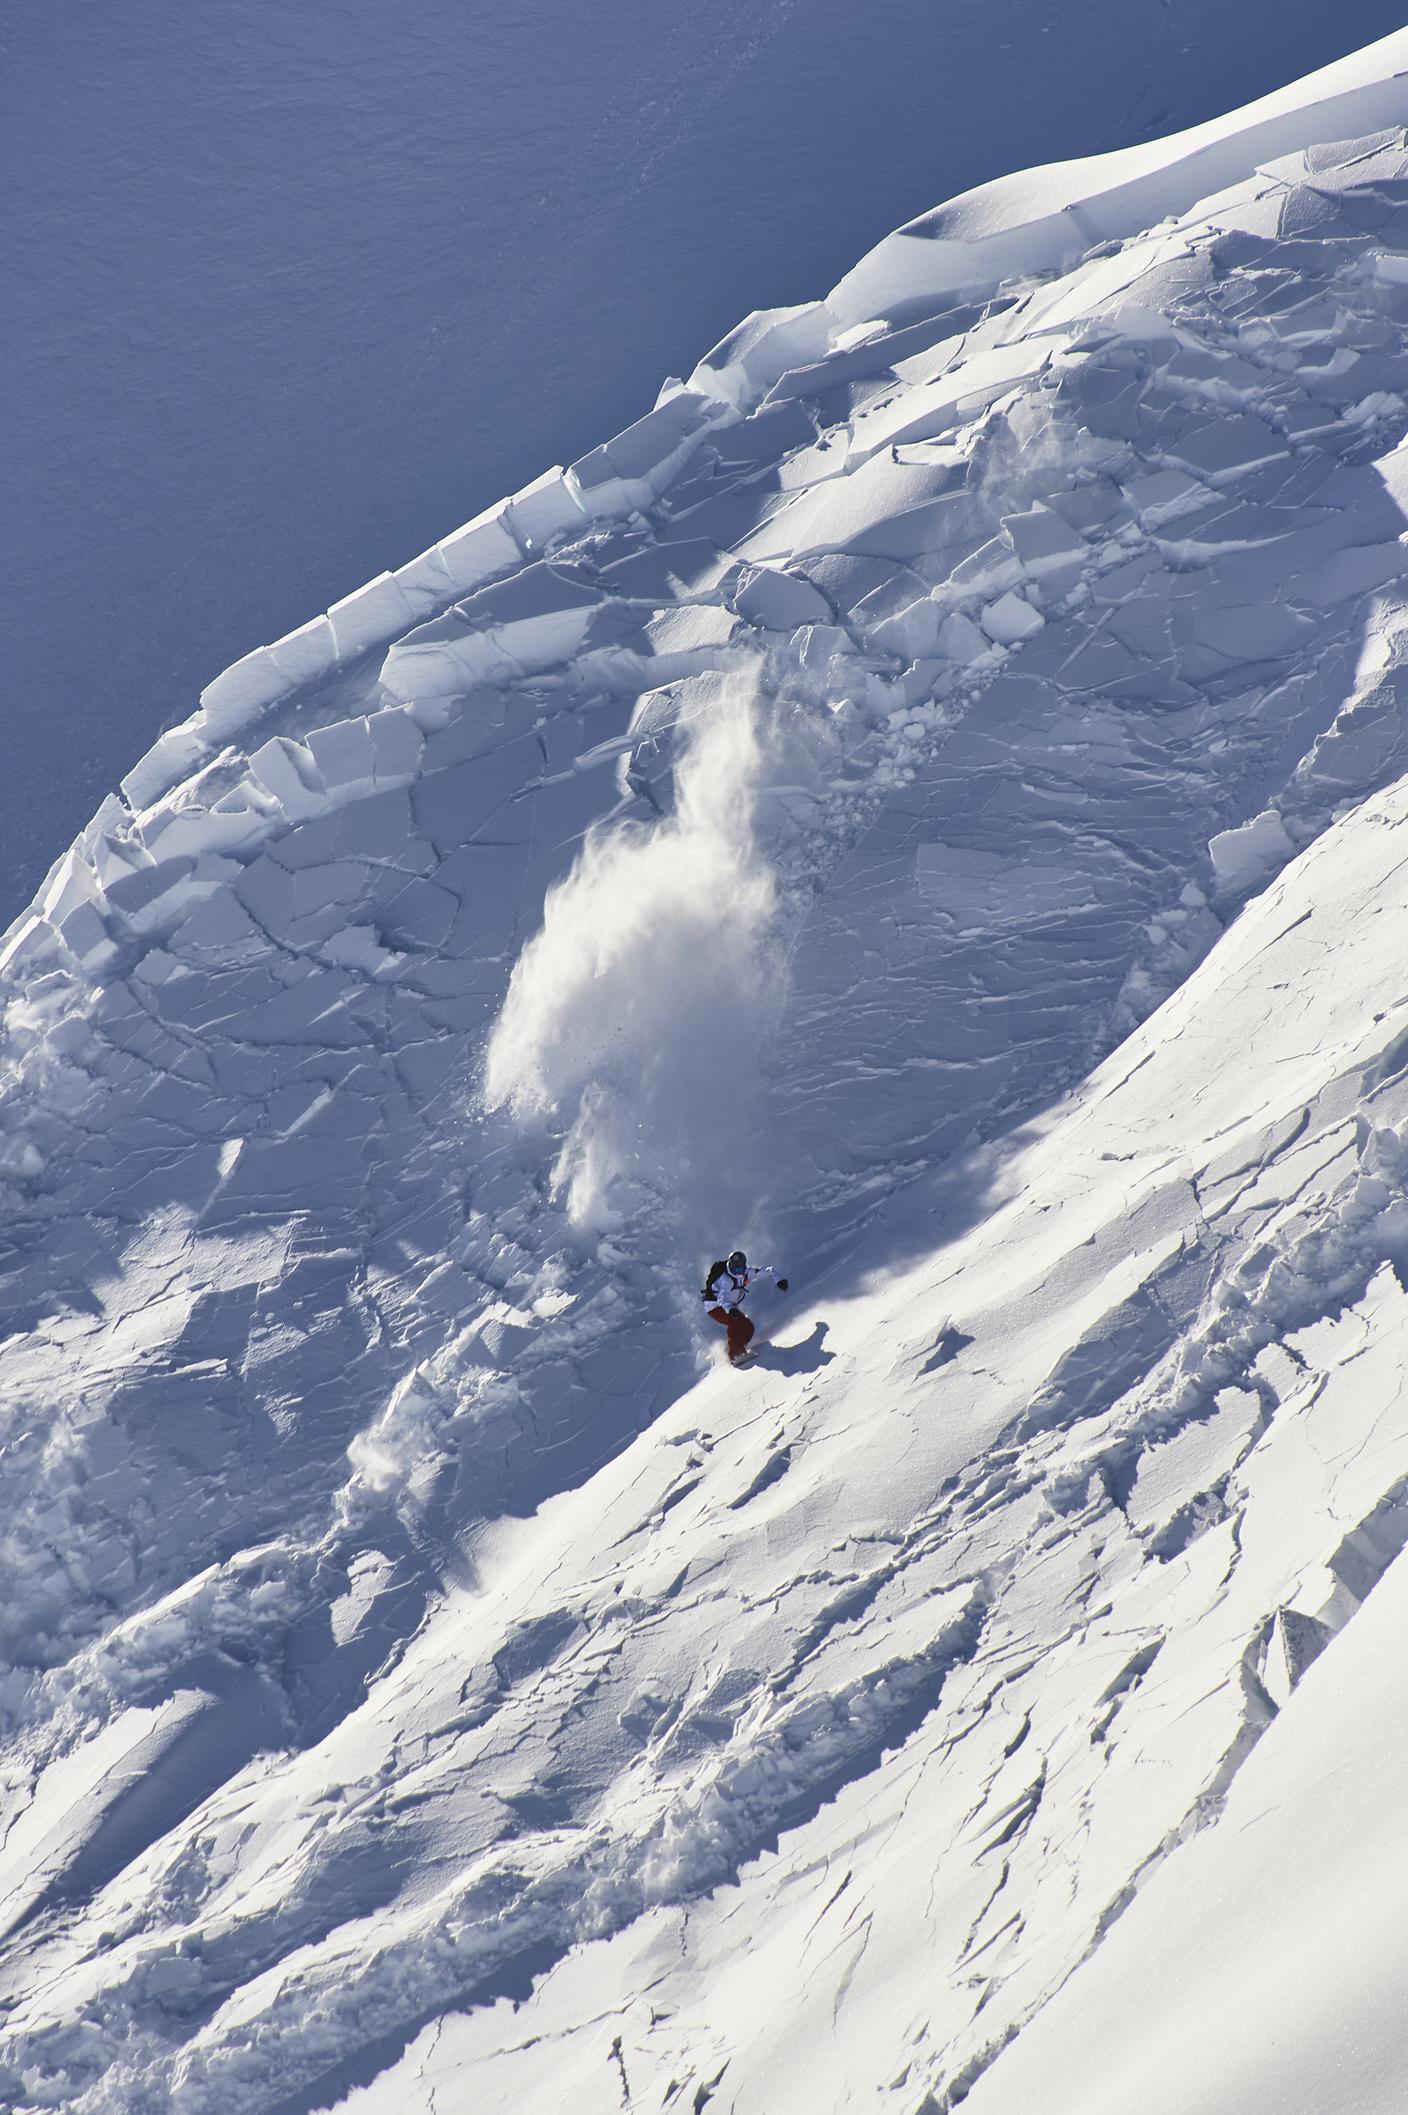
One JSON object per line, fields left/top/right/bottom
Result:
{"left": 1208, "top": 805, "right": 1298, "bottom": 893}
{"left": 979, "top": 589, "right": 1045, "bottom": 645}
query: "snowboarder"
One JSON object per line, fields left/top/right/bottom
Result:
{"left": 702, "top": 1250, "right": 788, "bottom": 1365}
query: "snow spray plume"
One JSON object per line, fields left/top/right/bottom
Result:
{"left": 971, "top": 387, "right": 1109, "bottom": 515}
{"left": 484, "top": 668, "right": 781, "bottom": 1237}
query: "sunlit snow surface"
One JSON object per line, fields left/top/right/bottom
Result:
{"left": 8, "top": 31, "right": 1408, "bottom": 2115}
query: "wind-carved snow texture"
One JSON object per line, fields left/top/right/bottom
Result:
{"left": 10, "top": 30, "right": 1408, "bottom": 2115}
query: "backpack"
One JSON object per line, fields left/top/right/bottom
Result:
{"left": 702, "top": 1258, "right": 730, "bottom": 1302}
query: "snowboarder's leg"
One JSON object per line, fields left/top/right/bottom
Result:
{"left": 726, "top": 1310, "right": 755, "bottom": 1362}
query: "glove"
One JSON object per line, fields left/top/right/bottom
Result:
{"left": 776, "top": 1278, "right": 789, "bottom": 1292}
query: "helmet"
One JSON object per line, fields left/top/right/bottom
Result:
{"left": 727, "top": 1250, "right": 747, "bottom": 1272}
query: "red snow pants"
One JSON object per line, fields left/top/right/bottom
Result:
{"left": 708, "top": 1305, "right": 755, "bottom": 1361}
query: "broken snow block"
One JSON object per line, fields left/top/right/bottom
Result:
{"left": 55, "top": 899, "right": 117, "bottom": 969}
{"left": 573, "top": 394, "right": 715, "bottom": 517}
{"left": 121, "top": 725, "right": 209, "bottom": 812}
{"left": 568, "top": 451, "right": 634, "bottom": 522}
{"left": 40, "top": 847, "right": 101, "bottom": 927}
{"left": 870, "top": 594, "right": 943, "bottom": 660}
{"left": 949, "top": 537, "right": 1023, "bottom": 599}
{"left": 338, "top": 788, "right": 416, "bottom": 866}
{"left": 461, "top": 563, "right": 597, "bottom": 630}
{"left": 248, "top": 736, "right": 326, "bottom": 819}
{"left": 306, "top": 717, "right": 378, "bottom": 798}
{"left": 1306, "top": 129, "right": 1402, "bottom": 176}
{"left": 105, "top": 855, "right": 196, "bottom": 926}
{"left": 131, "top": 947, "right": 184, "bottom": 986}
{"left": 393, "top": 544, "right": 460, "bottom": 618}
{"left": 380, "top": 626, "right": 518, "bottom": 702}
{"left": 495, "top": 603, "right": 593, "bottom": 674}
{"left": 1208, "top": 807, "right": 1295, "bottom": 893}
{"left": 327, "top": 574, "right": 420, "bottom": 662}
{"left": 645, "top": 604, "right": 740, "bottom": 657}
{"left": 91, "top": 830, "right": 148, "bottom": 896}
{"left": 290, "top": 857, "right": 367, "bottom": 924}
{"left": 937, "top": 610, "right": 990, "bottom": 665}
{"left": 1050, "top": 477, "right": 1134, "bottom": 537}
{"left": 1001, "top": 504, "right": 1085, "bottom": 577}
{"left": 395, "top": 691, "right": 456, "bottom": 737}
{"left": 473, "top": 1303, "right": 535, "bottom": 1362}
{"left": 320, "top": 924, "right": 397, "bottom": 973}
{"left": 794, "top": 623, "right": 854, "bottom": 673}
{"left": 689, "top": 301, "right": 832, "bottom": 411}
{"left": 1191, "top": 603, "right": 1313, "bottom": 660}
{"left": 140, "top": 796, "right": 267, "bottom": 865}
{"left": 267, "top": 614, "right": 338, "bottom": 686}
{"left": 1120, "top": 468, "right": 1205, "bottom": 528}
{"left": 733, "top": 565, "right": 832, "bottom": 632}
{"left": 453, "top": 564, "right": 605, "bottom": 673}
{"left": 1259, "top": 1606, "right": 1331, "bottom": 1708}
{"left": 198, "top": 647, "right": 288, "bottom": 739}
{"left": 366, "top": 708, "right": 424, "bottom": 782}
{"left": 79, "top": 792, "right": 131, "bottom": 858}
{"left": 980, "top": 592, "right": 1045, "bottom": 646}
{"left": 0, "top": 915, "right": 59, "bottom": 979}
{"left": 504, "top": 468, "right": 591, "bottom": 555}
{"left": 435, "top": 506, "right": 521, "bottom": 594}
{"left": 168, "top": 891, "right": 267, "bottom": 957}
{"left": 915, "top": 842, "right": 1085, "bottom": 919}
{"left": 1171, "top": 413, "right": 1284, "bottom": 481}
{"left": 236, "top": 852, "right": 310, "bottom": 941}
{"left": 605, "top": 393, "right": 712, "bottom": 485}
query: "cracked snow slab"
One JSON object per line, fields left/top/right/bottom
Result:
{"left": 10, "top": 30, "right": 1408, "bottom": 2115}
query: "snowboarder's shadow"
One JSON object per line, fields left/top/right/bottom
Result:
{"left": 751, "top": 1321, "right": 834, "bottom": 1375}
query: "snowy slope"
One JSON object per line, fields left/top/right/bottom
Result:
{"left": 8, "top": 28, "right": 1408, "bottom": 2113}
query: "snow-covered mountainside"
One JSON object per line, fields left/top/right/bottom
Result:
{"left": 8, "top": 28, "right": 1408, "bottom": 2113}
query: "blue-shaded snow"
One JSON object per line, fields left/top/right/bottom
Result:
{"left": 4, "top": 0, "right": 1406, "bottom": 914}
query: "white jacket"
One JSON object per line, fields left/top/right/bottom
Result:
{"left": 705, "top": 1263, "right": 775, "bottom": 1311}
